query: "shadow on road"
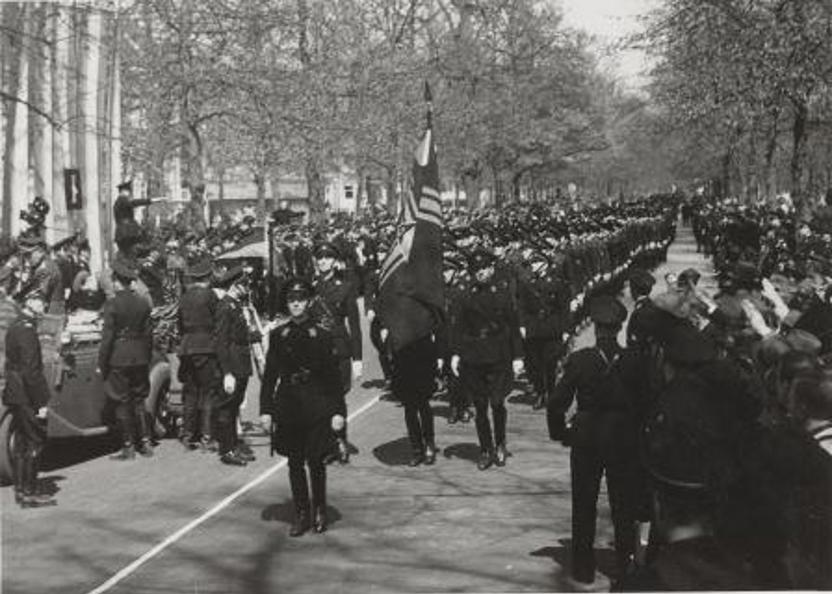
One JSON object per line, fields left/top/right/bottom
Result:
{"left": 40, "top": 435, "right": 120, "bottom": 472}
{"left": 260, "top": 499, "right": 343, "bottom": 526}
{"left": 431, "top": 403, "right": 452, "bottom": 420}
{"left": 441, "top": 442, "right": 481, "bottom": 463}
{"left": 507, "top": 391, "right": 537, "bottom": 406}
{"left": 372, "top": 437, "right": 413, "bottom": 466}
{"left": 530, "top": 537, "right": 618, "bottom": 588}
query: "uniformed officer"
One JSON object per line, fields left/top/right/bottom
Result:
{"left": 518, "top": 257, "right": 570, "bottom": 410}
{"left": 625, "top": 268, "right": 658, "bottom": 349}
{"left": 259, "top": 279, "right": 345, "bottom": 536}
{"left": 177, "top": 255, "right": 221, "bottom": 451}
{"left": 98, "top": 258, "right": 154, "bottom": 459}
{"left": 113, "top": 180, "right": 157, "bottom": 255}
{"left": 311, "top": 242, "right": 362, "bottom": 463}
{"left": 451, "top": 248, "right": 524, "bottom": 470}
{"left": 3, "top": 293, "right": 55, "bottom": 507}
{"left": 548, "top": 295, "right": 640, "bottom": 587}
{"left": 214, "top": 265, "right": 257, "bottom": 466}
{"left": 18, "top": 234, "right": 63, "bottom": 315}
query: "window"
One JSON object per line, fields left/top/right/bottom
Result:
{"left": 344, "top": 185, "right": 354, "bottom": 199}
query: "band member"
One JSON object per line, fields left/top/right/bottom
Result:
{"left": 3, "top": 293, "right": 55, "bottom": 507}
{"left": 215, "top": 265, "right": 257, "bottom": 466}
{"left": 260, "top": 279, "right": 345, "bottom": 536}
{"left": 177, "top": 256, "right": 221, "bottom": 451}
{"left": 98, "top": 258, "right": 154, "bottom": 460}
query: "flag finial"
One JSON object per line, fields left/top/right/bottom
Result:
{"left": 424, "top": 81, "right": 432, "bottom": 103}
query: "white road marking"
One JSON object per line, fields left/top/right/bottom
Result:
{"left": 86, "top": 393, "right": 382, "bottom": 594}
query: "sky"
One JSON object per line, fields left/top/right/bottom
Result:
{"left": 557, "top": 0, "right": 660, "bottom": 90}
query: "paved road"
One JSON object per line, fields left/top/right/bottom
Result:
{"left": 1, "top": 223, "right": 711, "bottom": 594}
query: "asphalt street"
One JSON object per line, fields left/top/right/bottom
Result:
{"left": 1, "top": 223, "right": 712, "bottom": 594}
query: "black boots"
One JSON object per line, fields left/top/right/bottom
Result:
{"left": 494, "top": 444, "right": 508, "bottom": 467}
{"left": 14, "top": 455, "right": 55, "bottom": 508}
{"left": 289, "top": 506, "right": 311, "bottom": 537}
{"left": 533, "top": 393, "right": 546, "bottom": 410}
{"left": 111, "top": 443, "right": 136, "bottom": 460}
{"left": 313, "top": 506, "right": 327, "bottom": 534}
{"left": 477, "top": 449, "right": 494, "bottom": 470}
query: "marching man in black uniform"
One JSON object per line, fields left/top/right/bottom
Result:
{"left": 98, "top": 258, "right": 154, "bottom": 460}
{"left": 177, "top": 256, "right": 221, "bottom": 451}
{"left": 215, "top": 265, "right": 257, "bottom": 466}
{"left": 451, "top": 248, "right": 524, "bottom": 470}
{"left": 112, "top": 180, "right": 159, "bottom": 256}
{"left": 3, "top": 293, "right": 55, "bottom": 507}
{"left": 260, "top": 279, "right": 345, "bottom": 536}
{"left": 548, "top": 295, "right": 640, "bottom": 588}
{"left": 311, "top": 242, "right": 362, "bottom": 464}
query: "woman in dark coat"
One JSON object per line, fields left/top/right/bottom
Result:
{"left": 260, "top": 279, "right": 345, "bottom": 536}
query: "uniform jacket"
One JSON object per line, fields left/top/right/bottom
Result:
{"left": 452, "top": 278, "right": 523, "bottom": 364}
{"left": 98, "top": 289, "right": 152, "bottom": 376}
{"left": 312, "top": 273, "right": 362, "bottom": 361}
{"left": 22, "top": 257, "right": 64, "bottom": 313}
{"left": 178, "top": 284, "right": 218, "bottom": 355}
{"left": 3, "top": 316, "right": 51, "bottom": 408}
{"left": 626, "top": 296, "right": 660, "bottom": 348}
{"left": 518, "top": 276, "right": 569, "bottom": 340}
{"left": 216, "top": 294, "right": 253, "bottom": 378}
{"left": 259, "top": 316, "right": 344, "bottom": 423}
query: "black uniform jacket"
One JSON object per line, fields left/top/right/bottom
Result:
{"left": 3, "top": 317, "right": 51, "bottom": 408}
{"left": 178, "top": 285, "right": 218, "bottom": 356}
{"left": 452, "top": 279, "right": 523, "bottom": 365}
{"left": 313, "top": 274, "right": 362, "bottom": 361}
{"left": 548, "top": 343, "right": 640, "bottom": 453}
{"left": 98, "top": 289, "right": 152, "bottom": 376}
{"left": 518, "top": 276, "right": 569, "bottom": 340}
{"left": 216, "top": 294, "right": 253, "bottom": 378}
{"left": 259, "top": 317, "right": 344, "bottom": 423}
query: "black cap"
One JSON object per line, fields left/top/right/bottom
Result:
{"left": 187, "top": 255, "right": 213, "bottom": 279}
{"left": 314, "top": 242, "right": 339, "bottom": 259}
{"left": 629, "top": 268, "right": 655, "bottom": 295}
{"left": 678, "top": 267, "right": 701, "bottom": 286}
{"left": 285, "top": 278, "right": 312, "bottom": 301}
{"left": 589, "top": 295, "right": 627, "bottom": 326}
{"left": 214, "top": 264, "right": 244, "bottom": 288}
{"left": 117, "top": 180, "right": 133, "bottom": 194}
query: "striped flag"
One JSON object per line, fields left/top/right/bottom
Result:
{"left": 378, "top": 84, "right": 445, "bottom": 353}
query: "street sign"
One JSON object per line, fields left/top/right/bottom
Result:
{"left": 64, "top": 168, "right": 83, "bottom": 210}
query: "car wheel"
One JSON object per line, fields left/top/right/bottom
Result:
{"left": 0, "top": 409, "right": 22, "bottom": 486}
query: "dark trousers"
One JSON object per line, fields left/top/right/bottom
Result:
{"left": 10, "top": 405, "right": 46, "bottom": 494}
{"left": 215, "top": 377, "right": 248, "bottom": 455}
{"left": 288, "top": 455, "right": 326, "bottom": 513}
{"left": 392, "top": 335, "right": 436, "bottom": 453}
{"left": 108, "top": 365, "right": 150, "bottom": 446}
{"left": 180, "top": 354, "right": 221, "bottom": 442}
{"left": 473, "top": 399, "right": 507, "bottom": 452}
{"left": 569, "top": 444, "right": 638, "bottom": 582}
{"left": 524, "top": 337, "right": 562, "bottom": 397}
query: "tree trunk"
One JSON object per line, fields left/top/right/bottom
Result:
{"left": 790, "top": 99, "right": 809, "bottom": 219}
{"left": 52, "top": 4, "right": 71, "bottom": 237}
{"left": 83, "top": 6, "right": 103, "bottom": 270}
{"left": 254, "top": 170, "right": 266, "bottom": 220}
{"left": 305, "top": 156, "right": 325, "bottom": 221}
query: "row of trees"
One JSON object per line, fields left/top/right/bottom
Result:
{"left": 642, "top": 0, "right": 832, "bottom": 213}
{"left": 119, "top": 0, "right": 641, "bottom": 216}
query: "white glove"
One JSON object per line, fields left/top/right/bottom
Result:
{"left": 512, "top": 358, "right": 524, "bottom": 376}
{"left": 223, "top": 373, "right": 236, "bottom": 394}
{"left": 761, "top": 278, "right": 790, "bottom": 321}
{"left": 260, "top": 413, "right": 272, "bottom": 428}
{"left": 569, "top": 299, "right": 578, "bottom": 313}
{"left": 352, "top": 360, "right": 363, "bottom": 379}
{"left": 519, "top": 326, "right": 527, "bottom": 340}
{"left": 36, "top": 406, "right": 48, "bottom": 419}
{"left": 366, "top": 308, "right": 376, "bottom": 322}
{"left": 380, "top": 328, "right": 389, "bottom": 342}
{"left": 741, "top": 299, "right": 775, "bottom": 338}
{"left": 331, "top": 414, "right": 345, "bottom": 431}
{"left": 450, "top": 354, "right": 461, "bottom": 377}
{"left": 436, "top": 358, "right": 444, "bottom": 372}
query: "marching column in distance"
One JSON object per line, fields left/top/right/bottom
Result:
{"left": 548, "top": 295, "right": 640, "bottom": 587}
{"left": 214, "top": 265, "right": 257, "bottom": 466}
{"left": 98, "top": 258, "right": 154, "bottom": 460}
{"left": 311, "top": 241, "right": 362, "bottom": 464}
{"left": 177, "top": 256, "right": 221, "bottom": 451}
{"left": 260, "top": 279, "right": 345, "bottom": 536}
{"left": 3, "top": 294, "right": 55, "bottom": 507}
{"left": 451, "top": 247, "right": 524, "bottom": 470}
